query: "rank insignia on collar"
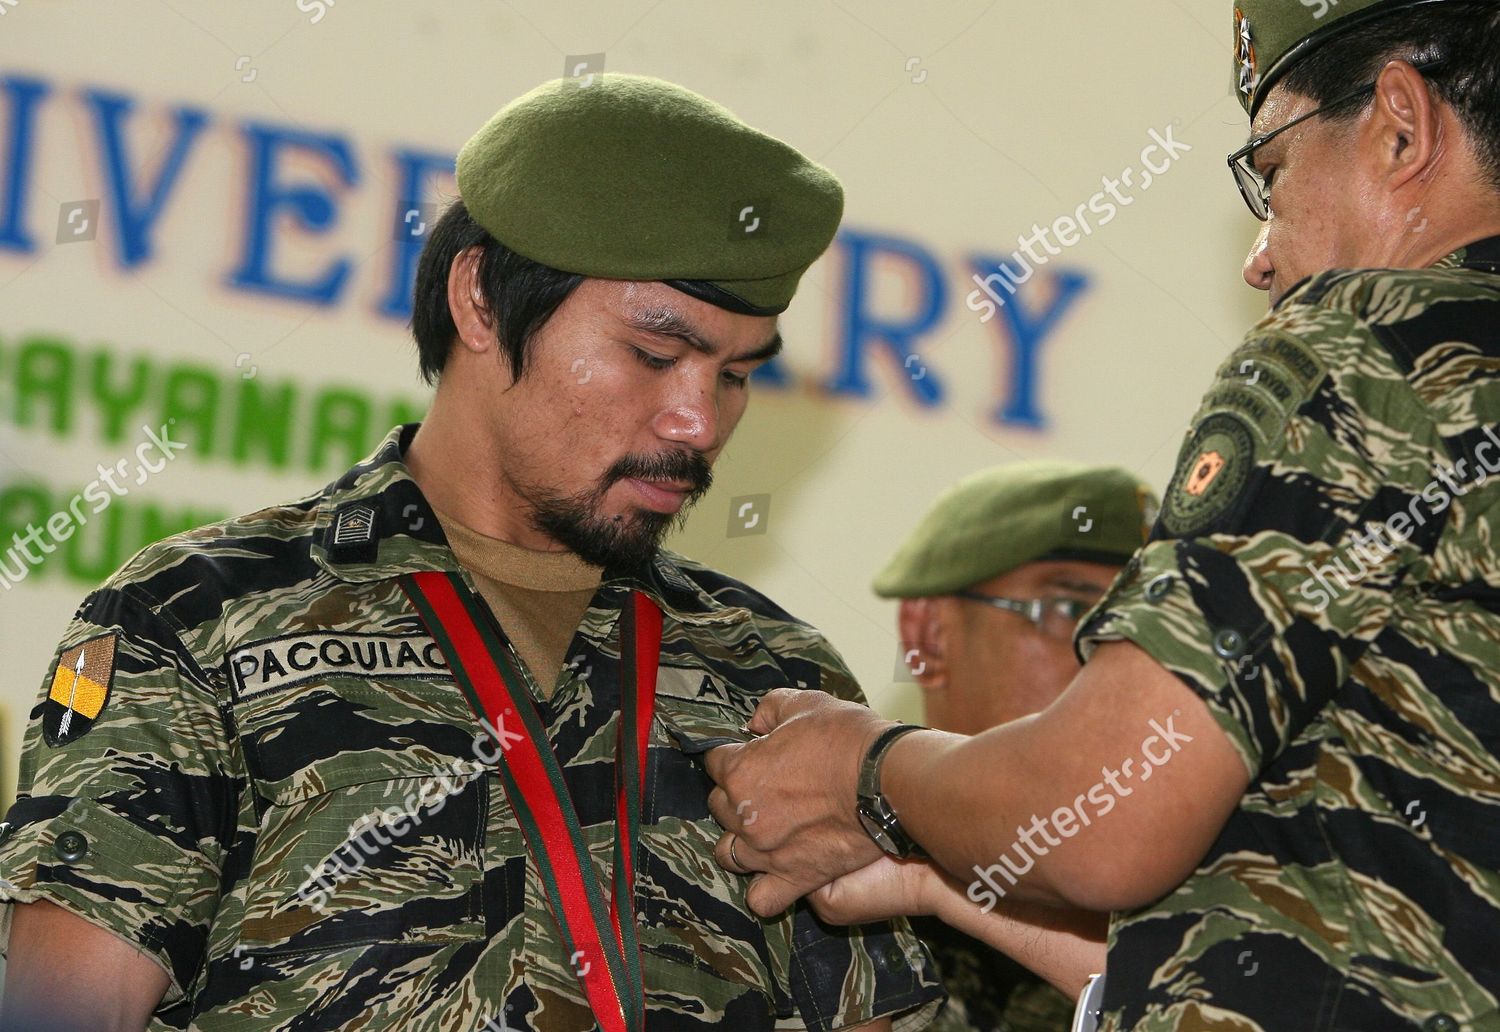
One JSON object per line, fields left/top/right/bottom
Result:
{"left": 44, "top": 633, "right": 118, "bottom": 747}
{"left": 1235, "top": 8, "right": 1258, "bottom": 102}
{"left": 333, "top": 504, "right": 377, "bottom": 546}
{"left": 328, "top": 501, "right": 380, "bottom": 565}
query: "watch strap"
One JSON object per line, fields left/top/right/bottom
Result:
{"left": 857, "top": 723, "right": 925, "bottom": 802}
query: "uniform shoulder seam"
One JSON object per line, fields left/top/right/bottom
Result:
{"left": 658, "top": 549, "right": 814, "bottom": 629}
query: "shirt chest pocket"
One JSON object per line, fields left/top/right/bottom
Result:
{"left": 637, "top": 692, "right": 798, "bottom": 1027}
{"left": 227, "top": 675, "right": 489, "bottom": 955}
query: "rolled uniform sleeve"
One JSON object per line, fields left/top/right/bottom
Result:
{"left": 1078, "top": 312, "right": 1443, "bottom": 776}
{"left": 0, "top": 581, "right": 234, "bottom": 1004}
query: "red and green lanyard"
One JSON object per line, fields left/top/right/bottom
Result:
{"left": 402, "top": 571, "right": 662, "bottom": 1032}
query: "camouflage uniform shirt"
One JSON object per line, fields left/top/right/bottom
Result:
{"left": 910, "top": 917, "right": 1075, "bottom": 1032}
{"left": 1078, "top": 238, "right": 1500, "bottom": 1030}
{"left": 0, "top": 423, "right": 944, "bottom": 1031}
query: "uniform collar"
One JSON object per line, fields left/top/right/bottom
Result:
{"left": 310, "top": 424, "right": 732, "bottom": 621}
{"left": 1433, "top": 234, "right": 1500, "bottom": 272}
{"left": 1276, "top": 234, "right": 1500, "bottom": 310}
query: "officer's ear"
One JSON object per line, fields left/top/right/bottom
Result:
{"left": 1368, "top": 58, "right": 1441, "bottom": 192}
{"left": 897, "top": 597, "right": 950, "bottom": 692}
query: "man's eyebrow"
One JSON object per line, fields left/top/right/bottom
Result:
{"left": 1249, "top": 138, "right": 1273, "bottom": 171}
{"left": 1044, "top": 575, "right": 1114, "bottom": 594}
{"left": 623, "top": 308, "right": 782, "bottom": 362}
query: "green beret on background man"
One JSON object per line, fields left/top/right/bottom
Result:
{"left": 0, "top": 74, "right": 944, "bottom": 1032}
{"left": 875, "top": 461, "right": 1155, "bottom": 1032}
{"left": 706, "top": 2, "right": 1500, "bottom": 1030}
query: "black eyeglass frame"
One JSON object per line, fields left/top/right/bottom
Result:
{"left": 1227, "top": 58, "right": 1447, "bottom": 221}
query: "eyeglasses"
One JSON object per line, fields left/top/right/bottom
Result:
{"left": 1227, "top": 59, "right": 1447, "bottom": 221}
{"left": 953, "top": 591, "right": 1096, "bottom": 640}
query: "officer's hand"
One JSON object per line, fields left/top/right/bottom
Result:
{"left": 705, "top": 687, "right": 891, "bottom": 917}
{"left": 808, "top": 855, "right": 942, "bottom": 926}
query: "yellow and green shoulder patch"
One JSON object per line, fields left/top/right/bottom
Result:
{"left": 43, "top": 632, "right": 118, "bottom": 747}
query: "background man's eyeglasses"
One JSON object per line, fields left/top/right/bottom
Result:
{"left": 954, "top": 591, "right": 1095, "bottom": 640}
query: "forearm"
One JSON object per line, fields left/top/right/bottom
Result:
{"left": 881, "top": 718, "right": 1082, "bottom": 905}
{"left": 2, "top": 899, "right": 168, "bottom": 1032}
{"left": 879, "top": 643, "right": 1249, "bottom": 911}
{"left": 927, "top": 874, "right": 1106, "bottom": 997}
{"left": 710, "top": 646, "right": 1246, "bottom": 917}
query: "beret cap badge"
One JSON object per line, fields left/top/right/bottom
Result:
{"left": 1235, "top": 8, "right": 1258, "bottom": 102}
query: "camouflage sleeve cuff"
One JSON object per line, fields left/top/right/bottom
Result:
{"left": 1077, "top": 538, "right": 1355, "bottom": 778}
{"left": 0, "top": 793, "right": 219, "bottom": 1005}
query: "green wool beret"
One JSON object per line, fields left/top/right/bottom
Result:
{"left": 1233, "top": 0, "right": 1498, "bottom": 119}
{"left": 456, "top": 74, "right": 845, "bottom": 315}
{"left": 872, "top": 461, "right": 1159, "bottom": 599}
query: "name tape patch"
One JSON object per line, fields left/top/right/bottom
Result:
{"left": 231, "top": 632, "right": 450, "bottom": 695}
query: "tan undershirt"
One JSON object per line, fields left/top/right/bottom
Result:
{"left": 433, "top": 506, "right": 604, "bottom": 700}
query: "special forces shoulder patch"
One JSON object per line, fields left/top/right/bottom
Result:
{"left": 44, "top": 632, "right": 118, "bottom": 747}
{"left": 1159, "top": 330, "right": 1326, "bottom": 539}
{"left": 1160, "top": 413, "right": 1256, "bottom": 538}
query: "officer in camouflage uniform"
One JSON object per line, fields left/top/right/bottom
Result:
{"left": 1078, "top": 4, "right": 1500, "bottom": 1026}
{"left": 705, "top": 4, "right": 1500, "bottom": 1031}
{"left": 0, "top": 76, "right": 943, "bottom": 1031}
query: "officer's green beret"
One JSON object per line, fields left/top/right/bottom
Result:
{"left": 1233, "top": 0, "right": 1496, "bottom": 119}
{"left": 455, "top": 74, "right": 844, "bottom": 315}
{"left": 872, "top": 462, "right": 1159, "bottom": 599}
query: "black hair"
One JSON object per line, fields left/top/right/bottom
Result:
{"left": 410, "top": 200, "right": 585, "bottom": 385}
{"left": 1279, "top": 2, "right": 1500, "bottom": 189}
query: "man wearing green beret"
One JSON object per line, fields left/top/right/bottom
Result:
{"left": 707, "top": 4, "right": 1500, "bottom": 1030}
{"left": 0, "top": 75, "right": 943, "bottom": 1031}
{"left": 868, "top": 463, "right": 1155, "bottom": 1032}
{"left": 876, "top": 462, "right": 1157, "bottom": 737}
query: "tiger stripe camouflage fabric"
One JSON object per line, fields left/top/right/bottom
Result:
{"left": 1078, "top": 237, "right": 1500, "bottom": 1031}
{"left": 911, "top": 916, "right": 1077, "bottom": 1032}
{"left": 0, "top": 423, "right": 943, "bottom": 1031}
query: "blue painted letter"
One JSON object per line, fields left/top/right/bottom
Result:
{"left": 378, "top": 149, "right": 455, "bottom": 320}
{"left": 227, "top": 122, "right": 358, "bottom": 305}
{"left": 0, "top": 76, "right": 51, "bottom": 254}
{"left": 970, "top": 255, "right": 1090, "bottom": 428}
{"left": 85, "top": 89, "right": 210, "bottom": 268}
{"left": 826, "top": 229, "right": 946, "bottom": 405}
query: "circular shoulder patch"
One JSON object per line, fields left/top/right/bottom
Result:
{"left": 1160, "top": 413, "right": 1255, "bottom": 538}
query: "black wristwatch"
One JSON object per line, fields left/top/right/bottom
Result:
{"left": 855, "top": 723, "right": 927, "bottom": 858}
